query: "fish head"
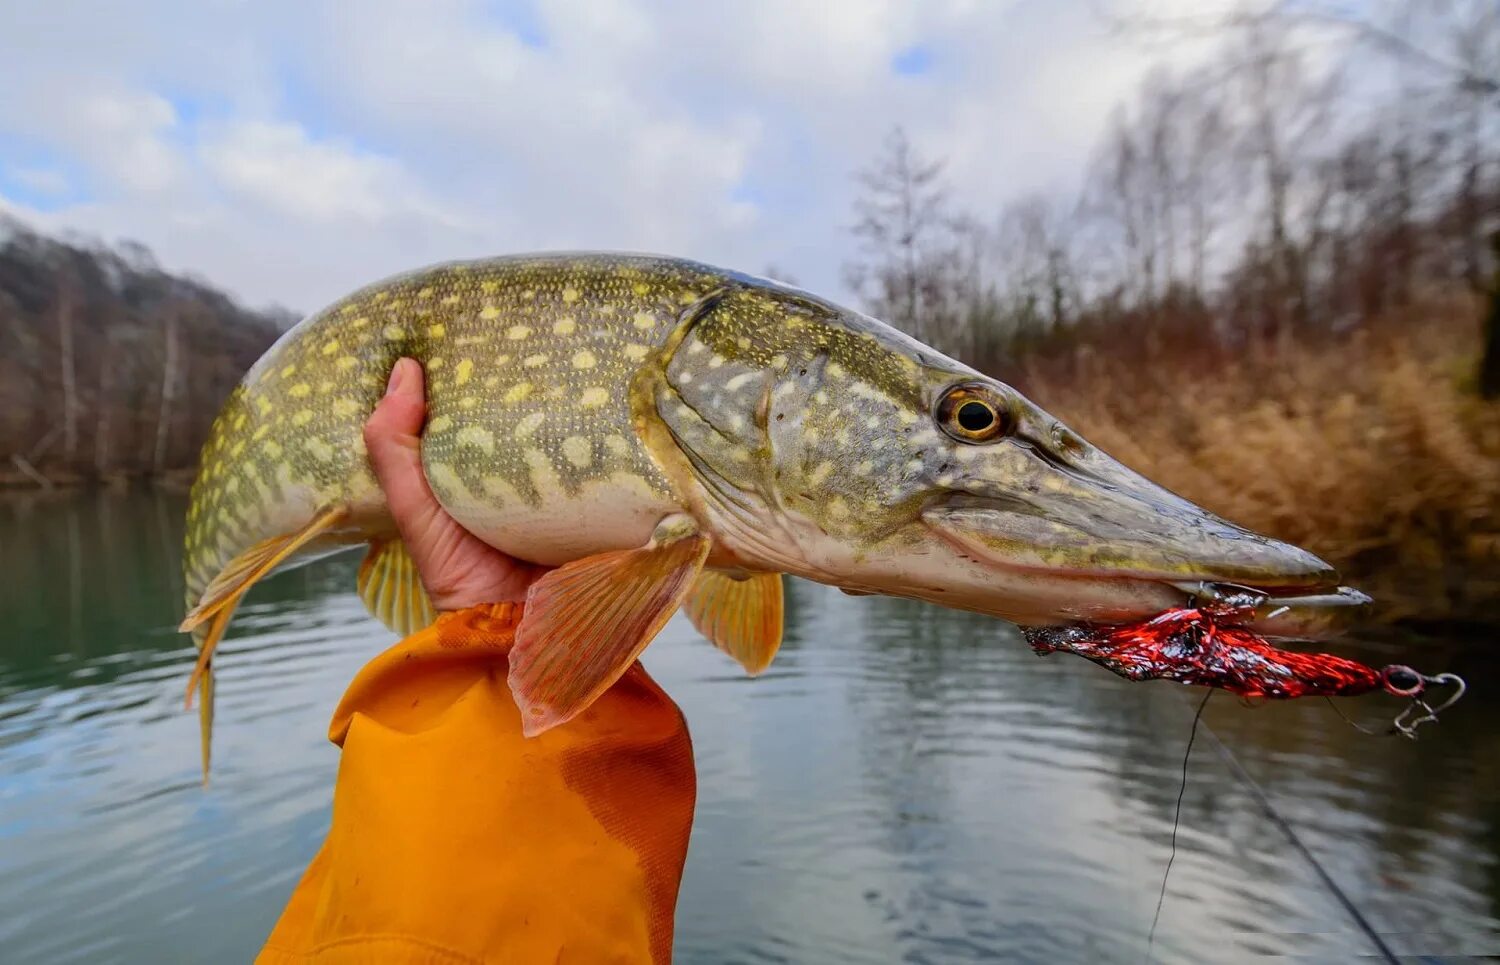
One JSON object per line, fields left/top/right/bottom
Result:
{"left": 647, "top": 282, "right": 1364, "bottom": 637}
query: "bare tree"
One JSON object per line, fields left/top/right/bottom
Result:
{"left": 153, "top": 304, "right": 181, "bottom": 473}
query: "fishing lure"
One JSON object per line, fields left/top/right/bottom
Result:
{"left": 1023, "top": 601, "right": 1467, "bottom": 737}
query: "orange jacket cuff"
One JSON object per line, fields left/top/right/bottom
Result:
{"left": 258, "top": 604, "right": 696, "bottom": 964}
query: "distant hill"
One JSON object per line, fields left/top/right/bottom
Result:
{"left": 0, "top": 217, "right": 294, "bottom": 485}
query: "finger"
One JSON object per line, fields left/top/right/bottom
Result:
{"left": 364, "top": 358, "right": 446, "bottom": 546}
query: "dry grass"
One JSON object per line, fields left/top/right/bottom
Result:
{"left": 1015, "top": 294, "right": 1500, "bottom": 624}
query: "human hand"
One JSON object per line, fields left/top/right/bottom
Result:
{"left": 363, "top": 357, "right": 547, "bottom": 610}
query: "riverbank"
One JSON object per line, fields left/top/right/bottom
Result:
{"left": 1017, "top": 293, "right": 1499, "bottom": 625}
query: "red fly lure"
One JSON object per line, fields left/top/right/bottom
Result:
{"left": 1024, "top": 604, "right": 1466, "bottom": 737}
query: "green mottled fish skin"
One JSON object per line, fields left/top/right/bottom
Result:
{"left": 186, "top": 254, "right": 718, "bottom": 602}
{"left": 186, "top": 251, "right": 1342, "bottom": 636}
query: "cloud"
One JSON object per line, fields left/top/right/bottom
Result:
{"left": 199, "top": 120, "right": 464, "bottom": 228}
{"left": 0, "top": 0, "right": 1242, "bottom": 315}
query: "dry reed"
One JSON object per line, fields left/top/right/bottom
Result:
{"left": 1016, "top": 295, "right": 1500, "bottom": 624}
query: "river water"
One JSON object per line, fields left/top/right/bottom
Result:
{"left": 1, "top": 490, "right": 1496, "bottom": 962}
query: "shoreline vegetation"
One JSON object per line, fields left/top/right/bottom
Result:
{"left": 4, "top": 5, "right": 1497, "bottom": 625}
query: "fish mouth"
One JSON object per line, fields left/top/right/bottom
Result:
{"left": 923, "top": 497, "right": 1370, "bottom": 640}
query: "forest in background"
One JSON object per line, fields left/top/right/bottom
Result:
{"left": 3, "top": 1, "right": 1498, "bottom": 622}
{"left": 838, "top": 2, "right": 1500, "bottom": 623}
{"left": 0, "top": 220, "right": 289, "bottom": 485}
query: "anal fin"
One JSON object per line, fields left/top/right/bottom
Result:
{"left": 181, "top": 506, "right": 350, "bottom": 633}
{"left": 509, "top": 518, "right": 710, "bottom": 737}
{"left": 358, "top": 538, "right": 437, "bottom": 636}
{"left": 684, "top": 570, "right": 784, "bottom": 675}
{"left": 182, "top": 506, "right": 349, "bottom": 713}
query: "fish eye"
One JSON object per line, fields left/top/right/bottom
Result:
{"left": 936, "top": 383, "right": 1013, "bottom": 444}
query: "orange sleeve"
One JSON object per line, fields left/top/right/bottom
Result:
{"left": 257, "top": 603, "right": 696, "bottom": 965}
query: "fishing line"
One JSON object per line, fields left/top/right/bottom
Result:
{"left": 1189, "top": 704, "right": 1400, "bottom": 965}
{"left": 1146, "top": 689, "right": 1211, "bottom": 962}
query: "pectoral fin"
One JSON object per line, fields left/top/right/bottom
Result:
{"left": 358, "top": 538, "right": 437, "bottom": 636}
{"left": 684, "top": 570, "right": 783, "bottom": 675}
{"left": 509, "top": 519, "right": 710, "bottom": 736}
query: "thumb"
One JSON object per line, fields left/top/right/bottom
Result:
{"left": 363, "top": 358, "right": 446, "bottom": 543}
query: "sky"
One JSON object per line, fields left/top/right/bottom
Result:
{"left": 0, "top": 0, "right": 1234, "bottom": 316}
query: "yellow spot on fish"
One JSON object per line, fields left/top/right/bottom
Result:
{"left": 770, "top": 354, "right": 788, "bottom": 370}
{"left": 633, "top": 282, "right": 650, "bottom": 296}
{"left": 572, "top": 350, "right": 596, "bottom": 369}
{"left": 632, "top": 311, "right": 654, "bottom": 330}
{"left": 289, "top": 383, "right": 311, "bottom": 398}
{"left": 305, "top": 437, "right": 334, "bottom": 462}
{"left": 321, "top": 339, "right": 340, "bottom": 356}
{"left": 318, "top": 380, "right": 335, "bottom": 394}
{"left": 515, "top": 411, "right": 546, "bottom": 440}
{"left": 336, "top": 356, "right": 358, "bottom": 372}
{"left": 418, "top": 286, "right": 434, "bottom": 299}
{"left": 562, "top": 288, "right": 580, "bottom": 303}
{"left": 256, "top": 397, "right": 273, "bottom": 415}
{"left": 562, "top": 436, "right": 592, "bottom": 468}
{"left": 457, "top": 425, "right": 496, "bottom": 454}
{"left": 459, "top": 396, "right": 478, "bottom": 410}
{"left": 263, "top": 440, "right": 283, "bottom": 459}
{"left": 827, "top": 362, "right": 846, "bottom": 379}
{"left": 679, "top": 290, "right": 699, "bottom": 303}
{"left": 624, "top": 344, "right": 649, "bottom": 361}
{"left": 580, "top": 387, "right": 609, "bottom": 407}
{"left": 507, "top": 325, "right": 532, "bottom": 340}
{"left": 349, "top": 315, "right": 369, "bottom": 328}
{"left": 293, "top": 409, "right": 314, "bottom": 426}
{"left": 504, "top": 382, "right": 534, "bottom": 403}
{"left": 828, "top": 497, "right": 850, "bottom": 520}
{"left": 604, "top": 434, "right": 630, "bottom": 456}
{"left": 708, "top": 355, "right": 724, "bottom": 369}
{"left": 429, "top": 323, "right": 447, "bottom": 338}
{"left": 481, "top": 305, "right": 502, "bottom": 320}
{"left": 428, "top": 415, "right": 453, "bottom": 433}
{"left": 252, "top": 424, "right": 270, "bottom": 441}
{"left": 524, "top": 448, "right": 558, "bottom": 492}
{"left": 456, "top": 359, "right": 474, "bottom": 384}
{"left": 807, "top": 461, "right": 834, "bottom": 487}
{"left": 384, "top": 324, "right": 405, "bottom": 341}
{"left": 524, "top": 353, "right": 549, "bottom": 368}
{"left": 483, "top": 375, "right": 500, "bottom": 389}
{"left": 553, "top": 317, "right": 576, "bottom": 335}
{"left": 333, "top": 398, "right": 361, "bottom": 417}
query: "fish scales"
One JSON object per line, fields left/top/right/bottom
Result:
{"left": 182, "top": 250, "right": 1362, "bottom": 770}
{"left": 188, "top": 255, "right": 702, "bottom": 599}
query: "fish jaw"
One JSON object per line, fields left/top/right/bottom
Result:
{"left": 635, "top": 281, "right": 1366, "bottom": 638}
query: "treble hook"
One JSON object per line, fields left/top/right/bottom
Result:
{"left": 1383, "top": 668, "right": 1467, "bottom": 739}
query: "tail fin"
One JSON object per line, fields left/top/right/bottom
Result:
{"left": 180, "top": 506, "right": 349, "bottom": 781}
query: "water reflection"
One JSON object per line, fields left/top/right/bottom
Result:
{"left": 1, "top": 491, "right": 1497, "bottom": 962}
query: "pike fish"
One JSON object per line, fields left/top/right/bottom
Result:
{"left": 181, "top": 254, "right": 1366, "bottom": 769}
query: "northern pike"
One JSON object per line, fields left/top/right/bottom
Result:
{"left": 181, "top": 254, "right": 1366, "bottom": 770}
